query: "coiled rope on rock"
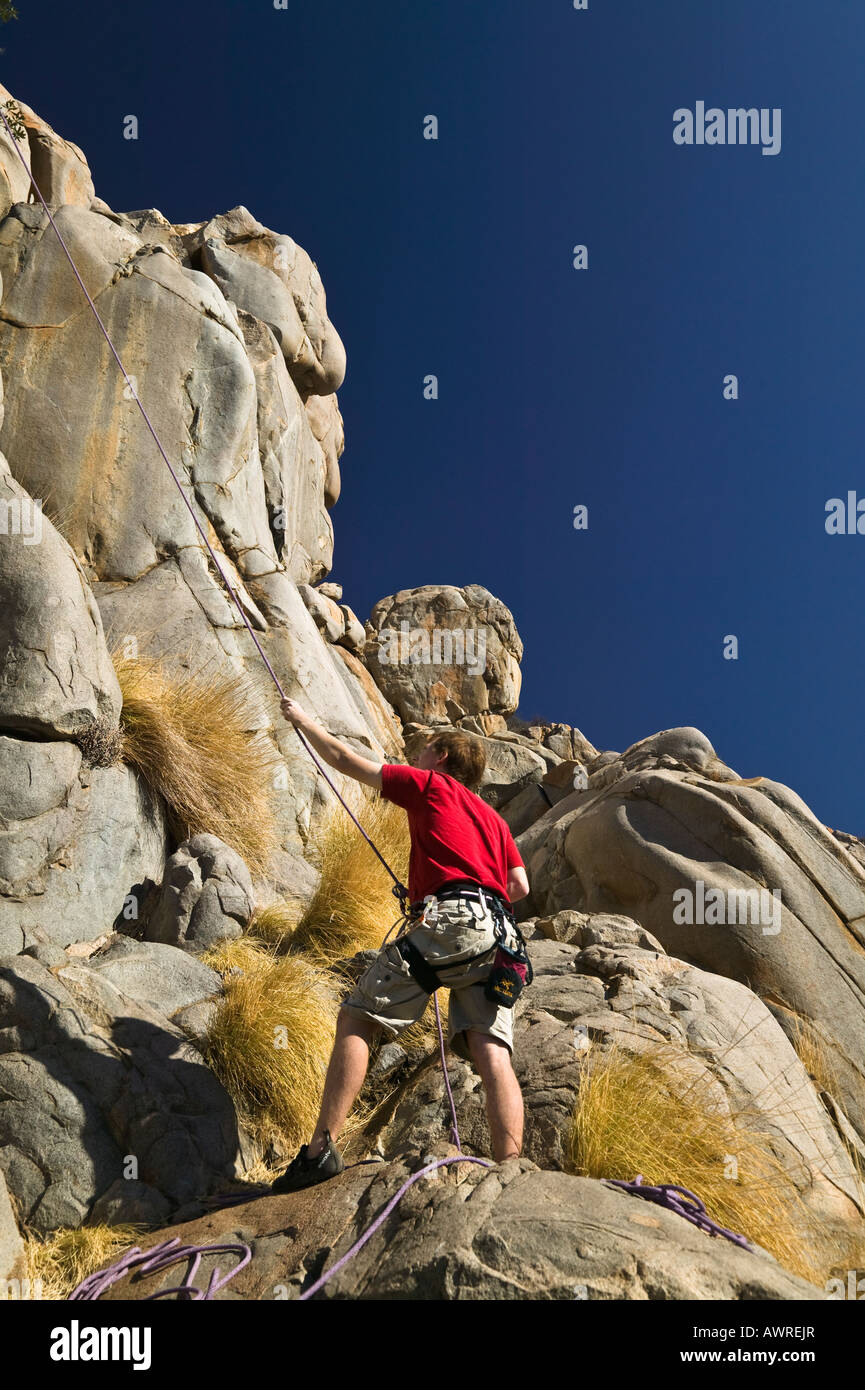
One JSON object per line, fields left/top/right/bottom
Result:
{"left": 602, "top": 1176, "right": 754, "bottom": 1250}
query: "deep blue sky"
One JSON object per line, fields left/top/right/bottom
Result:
{"left": 3, "top": 2, "right": 862, "bottom": 830}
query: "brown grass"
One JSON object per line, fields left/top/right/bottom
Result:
{"left": 23, "top": 1224, "right": 144, "bottom": 1300}
{"left": 290, "top": 797, "right": 411, "bottom": 968}
{"left": 787, "top": 1011, "right": 841, "bottom": 1097}
{"left": 112, "top": 651, "right": 280, "bottom": 874}
{"left": 566, "top": 1038, "right": 865, "bottom": 1289}
{"left": 246, "top": 898, "right": 304, "bottom": 951}
{"left": 200, "top": 942, "right": 340, "bottom": 1153}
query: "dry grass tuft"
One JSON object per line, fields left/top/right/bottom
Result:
{"left": 567, "top": 1038, "right": 865, "bottom": 1288}
{"left": 23, "top": 1224, "right": 144, "bottom": 1300}
{"left": 201, "top": 948, "right": 339, "bottom": 1153}
{"left": 112, "top": 651, "right": 280, "bottom": 874}
{"left": 787, "top": 1011, "right": 841, "bottom": 1098}
{"left": 201, "top": 935, "right": 279, "bottom": 979}
{"left": 246, "top": 898, "right": 304, "bottom": 951}
{"left": 290, "top": 797, "right": 410, "bottom": 969}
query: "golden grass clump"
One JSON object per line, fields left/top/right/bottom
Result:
{"left": 566, "top": 1038, "right": 865, "bottom": 1289}
{"left": 246, "top": 898, "right": 304, "bottom": 951}
{"left": 290, "top": 797, "right": 411, "bottom": 969}
{"left": 200, "top": 935, "right": 279, "bottom": 978}
{"left": 23, "top": 1224, "right": 143, "bottom": 1301}
{"left": 787, "top": 1011, "right": 842, "bottom": 1098}
{"left": 112, "top": 651, "right": 280, "bottom": 875}
{"left": 201, "top": 948, "right": 339, "bottom": 1153}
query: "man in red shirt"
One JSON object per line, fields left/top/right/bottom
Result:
{"left": 271, "top": 698, "right": 530, "bottom": 1194}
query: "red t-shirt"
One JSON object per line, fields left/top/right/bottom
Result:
{"left": 380, "top": 763, "right": 525, "bottom": 903}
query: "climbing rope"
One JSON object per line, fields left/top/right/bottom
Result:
{"left": 0, "top": 102, "right": 409, "bottom": 912}
{"left": 69, "top": 1236, "right": 252, "bottom": 1301}
{"left": 602, "top": 1175, "right": 753, "bottom": 1249}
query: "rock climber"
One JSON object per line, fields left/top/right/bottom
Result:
{"left": 270, "top": 697, "right": 531, "bottom": 1194}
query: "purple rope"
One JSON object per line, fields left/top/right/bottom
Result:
{"left": 434, "top": 991, "right": 461, "bottom": 1149}
{"left": 603, "top": 1175, "right": 753, "bottom": 1249}
{"left": 298, "top": 1154, "right": 492, "bottom": 1301}
{"left": 0, "top": 102, "right": 409, "bottom": 911}
{"left": 68, "top": 1236, "right": 252, "bottom": 1301}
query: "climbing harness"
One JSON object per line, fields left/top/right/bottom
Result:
{"left": 395, "top": 882, "right": 533, "bottom": 1007}
{"left": 0, "top": 102, "right": 411, "bottom": 917}
{"left": 602, "top": 1176, "right": 753, "bottom": 1250}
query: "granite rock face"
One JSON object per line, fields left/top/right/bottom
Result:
{"left": 0, "top": 953, "right": 243, "bottom": 1233}
{"left": 0, "top": 454, "right": 121, "bottom": 739}
{"left": 96, "top": 1157, "right": 819, "bottom": 1301}
{"left": 363, "top": 585, "right": 523, "bottom": 726}
{"left": 517, "top": 732, "right": 865, "bottom": 1143}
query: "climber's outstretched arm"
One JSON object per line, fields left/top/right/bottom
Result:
{"left": 280, "top": 698, "right": 383, "bottom": 789}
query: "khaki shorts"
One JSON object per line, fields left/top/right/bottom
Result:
{"left": 342, "top": 895, "right": 517, "bottom": 1062}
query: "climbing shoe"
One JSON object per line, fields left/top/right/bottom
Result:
{"left": 269, "top": 1131, "right": 345, "bottom": 1194}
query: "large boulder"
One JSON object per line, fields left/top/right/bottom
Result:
{"left": 0, "top": 740, "right": 166, "bottom": 956}
{"left": 517, "top": 728, "right": 865, "bottom": 1145}
{"left": 363, "top": 585, "right": 523, "bottom": 726}
{"left": 0, "top": 1167, "right": 25, "bottom": 1289}
{"left": 85, "top": 936, "right": 222, "bottom": 1020}
{"left": 194, "top": 206, "right": 346, "bottom": 399}
{"left": 97, "top": 1156, "right": 818, "bottom": 1300}
{"left": 146, "top": 835, "right": 255, "bottom": 952}
{"left": 0, "top": 455, "right": 121, "bottom": 738}
{"left": 0, "top": 953, "right": 244, "bottom": 1232}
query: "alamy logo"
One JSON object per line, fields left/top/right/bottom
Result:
{"left": 673, "top": 881, "right": 781, "bottom": 935}
{"left": 0, "top": 495, "right": 42, "bottom": 545}
{"left": 50, "top": 1321, "right": 151, "bottom": 1370}
{"left": 2, "top": 1277, "right": 43, "bottom": 1300}
{"left": 673, "top": 102, "right": 781, "bottom": 156}
{"left": 376, "top": 620, "right": 487, "bottom": 675}
{"left": 826, "top": 1271, "right": 865, "bottom": 1300}
{"left": 825, "top": 493, "right": 865, "bottom": 534}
